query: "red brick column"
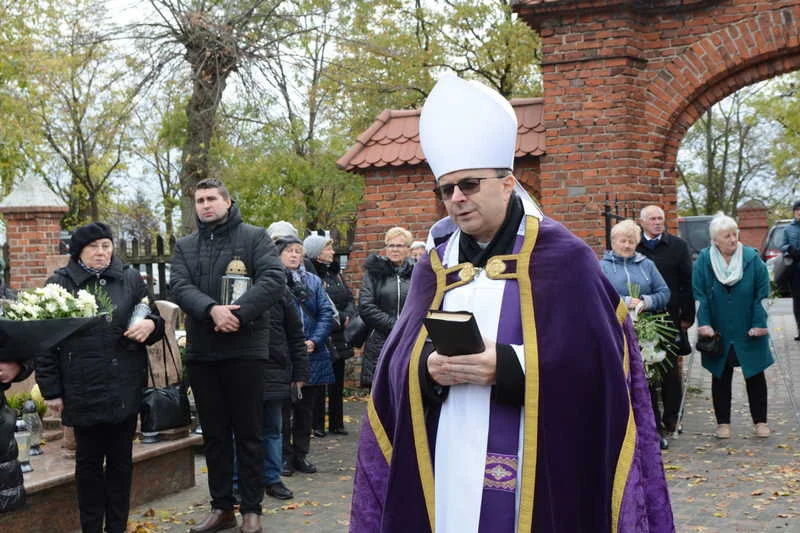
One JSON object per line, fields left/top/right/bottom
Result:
{"left": 0, "top": 207, "right": 66, "bottom": 289}
{"left": 737, "top": 201, "right": 768, "bottom": 252}
{"left": 514, "top": 0, "right": 800, "bottom": 250}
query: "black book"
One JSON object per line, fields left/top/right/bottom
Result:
{"left": 423, "top": 310, "right": 485, "bottom": 356}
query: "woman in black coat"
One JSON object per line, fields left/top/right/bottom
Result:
{"left": 0, "top": 359, "right": 32, "bottom": 513}
{"left": 35, "top": 222, "right": 164, "bottom": 533}
{"left": 262, "top": 287, "right": 307, "bottom": 499}
{"left": 304, "top": 235, "right": 356, "bottom": 435}
{"left": 358, "top": 227, "right": 414, "bottom": 389}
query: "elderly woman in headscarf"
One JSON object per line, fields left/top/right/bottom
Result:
{"left": 276, "top": 236, "right": 335, "bottom": 476}
{"left": 304, "top": 234, "right": 355, "bottom": 437}
{"left": 693, "top": 213, "right": 772, "bottom": 440}
{"left": 35, "top": 222, "right": 164, "bottom": 533}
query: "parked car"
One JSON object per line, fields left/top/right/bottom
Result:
{"left": 677, "top": 215, "right": 714, "bottom": 261}
{"left": 761, "top": 219, "right": 792, "bottom": 263}
{"left": 762, "top": 219, "right": 792, "bottom": 296}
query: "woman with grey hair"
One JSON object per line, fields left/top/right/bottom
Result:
{"left": 692, "top": 213, "right": 773, "bottom": 439}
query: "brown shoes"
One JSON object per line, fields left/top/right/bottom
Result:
{"left": 714, "top": 424, "right": 731, "bottom": 439}
{"left": 241, "top": 513, "right": 262, "bottom": 533}
{"left": 189, "top": 509, "right": 237, "bottom": 533}
{"left": 754, "top": 423, "right": 770, "bottom": 438}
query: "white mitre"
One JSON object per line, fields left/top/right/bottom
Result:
{"left": 419, "top": 74, "right": 517, "bottom": 180}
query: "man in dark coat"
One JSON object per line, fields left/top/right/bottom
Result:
{"left": 637, "top": 205, "right": 695, "bottom": 443}
{"left": 170, "top": 178, "right": 284, "bottom": 533}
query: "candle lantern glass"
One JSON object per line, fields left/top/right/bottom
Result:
{"left": 14, "top": 418, "right": 32, "bottom": 473}
{"left": 220, "top": 274, "right": 252, "bottom": 306}
{"left": 128, "top": 302, "right": 151, "bottom": 328}
{"left": 22, "top": 400, "right": 43, "bottom": 456}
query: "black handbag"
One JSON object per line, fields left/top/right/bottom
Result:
{"left": 140, "top": 338, "right": 191, "bottom": 433}
{"left": 695, "top": 333, "right": 722, "bottom": 357}
{"left": 344, "top": 314, "right": 371, "bottom": 348}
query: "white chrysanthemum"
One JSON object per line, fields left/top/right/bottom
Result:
{"left": 640, "top": 340, "right": 665, "bottom": 364}
{"left": 76, "top": 290, "right": 98, "bottom": 317}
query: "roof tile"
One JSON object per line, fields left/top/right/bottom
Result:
{"left": 338, "top": 98, "right": 546, "bottom": 171}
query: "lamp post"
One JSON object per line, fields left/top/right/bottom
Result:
{"left": 22, "top": 400, "right": 44, "bottom": 456}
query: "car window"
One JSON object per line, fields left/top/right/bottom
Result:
{"left": 678, "top": 218, "right": 712, "bottom": 258}
{"left": 767, "top": 226, "right": 786, "bottom": 250}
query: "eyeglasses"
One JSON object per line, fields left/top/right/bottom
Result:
{"left": 432, "top": 176, "right": 505, "bottom": 201}
{"left": 385, "top": 244, "right": 408, "bottom": 250}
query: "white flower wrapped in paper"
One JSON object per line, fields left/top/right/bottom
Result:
{"left": 639, "top": 339, "right": 666, "bottom": 365}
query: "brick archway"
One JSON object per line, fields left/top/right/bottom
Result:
{"left": 516, "top": 0, "right": 800, "bottom": 247}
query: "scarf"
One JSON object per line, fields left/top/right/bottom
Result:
{"left": 709, "top": 242, "right": 743, "bottom": 286}
{"left": 78, "top": 259, "right": 110, "bottom": 276}
{"left": 458, "top": 194, "right": 524, "bottom": 267}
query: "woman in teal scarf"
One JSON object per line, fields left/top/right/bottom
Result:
{"left": 693, "top": 213, "right": 773, "bottom": 439}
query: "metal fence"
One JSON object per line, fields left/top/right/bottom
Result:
{"left": 602, "top": 195, "right": 636, "bottom": 250}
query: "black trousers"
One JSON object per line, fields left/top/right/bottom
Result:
{"left": 188, "top": 359, "right": 265, "bottom": 515}
{"left": 282, "top": 385, "right": 322, "bottom": 460}
{"left": 327, "top": 359, "right": 346, "bottom": 430}
{"left": 650, "top": 353, "right": 683, "bottom": 432}
{"left": 711, "top": 348, "right": 768, "bottom": 425}
{"left": 73, "top": 414, "right": 138, "bottom": 533}
{"left": 791, "top": 269, "right": 800, "bottom": 333}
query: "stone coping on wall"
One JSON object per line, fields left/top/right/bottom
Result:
{"left": 22, "top": 433, "right": 202, "bottom": 494}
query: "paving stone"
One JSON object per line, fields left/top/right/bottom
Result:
{"left": 117, "top": 299, "right": 800, "bottom": 532}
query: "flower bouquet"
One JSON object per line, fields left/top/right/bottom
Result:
{"left": 626, "top": 283, "right": 677, "bottom": 384}
{"left": 0, "top": 284, "right": 110, "bottom": 362}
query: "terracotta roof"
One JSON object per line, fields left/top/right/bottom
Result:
{"left": 337, "top": 98, "right": 545, "bottom": 171}
{"left": 514, "top": 0, "right": 567, "bottom": 4}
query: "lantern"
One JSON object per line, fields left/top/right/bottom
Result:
{"left": 22, "top": 400, "right": 43, "bottom": 456}
{"left": 14, "top": 417, "right": 32, "bottom": 473}
{"left": 220, "top": 257, "right": 251, "bottom": 305}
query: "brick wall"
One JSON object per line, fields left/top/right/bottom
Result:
{"left": 2, "top": 208, "right": 66, "bottom": 289}
{"left": 515, "top": 0, "right": 800, "bottom": 249}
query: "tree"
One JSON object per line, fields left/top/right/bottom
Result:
{"left": 0, "top": 1, "right": 43, "bottom": 190}
{"left": 105, "top": 189, "right": 161, "bottom": 241}
{"left": 325, "top": 0, "right": 542, "bottom": 139}
{"left": 140, "top": 0, "right": 304, "bottom": 233}
{"left": 677, "top": 87, "right": 776, "bottom": 217}
{"left": 28, "top": 0, "right": 147, "bottom": 226}
{"left": 751, "top": 71, "right": 800, "bottom": 216}
{"left": 130, "top": 83, "right": 187, "bottom": 237}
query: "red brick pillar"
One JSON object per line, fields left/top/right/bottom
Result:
{"left": 737, "top": 200, "right": 768, "bottom": 252}
{"left": 0, "top": 176, "right": 67, "bottom": 289}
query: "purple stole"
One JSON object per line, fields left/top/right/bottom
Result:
{"left": 477, "top": 278, "right": 523, "bottom": 532}
{"left": 438, "top": 236, "right": 524, "bottom": 532}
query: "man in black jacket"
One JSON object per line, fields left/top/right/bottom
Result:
{"left": 637, "top": 205, "right": 695, "bottom": 446}
{"left": 171, "top": 178, "right": 284, "bottom": 533}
